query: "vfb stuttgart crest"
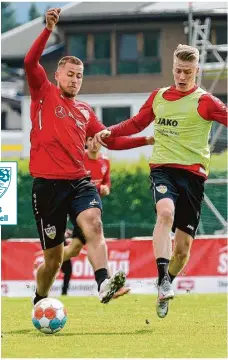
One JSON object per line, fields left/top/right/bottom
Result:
{"left": 44, "top": 225, "right": 56, "bottom": 239}
{"left": 156, "top": 185, "right": 167, "bottom": 194}
{"left": 0, "top": 167, "right": 11, "bottom": 198}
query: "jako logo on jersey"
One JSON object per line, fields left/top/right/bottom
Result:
{"left": 158, "top": 118, "right": 178, "bottom": 127}
{"left": 156, "top": 185, "right": 167, "bottom": 194}
{"left": 44, "top": 225, "right": 56, "bottom": 239}
{"left": 0, "top": 167, "right": 11, "bottom": 199}
{"left": 55, "top": 106, "right": 67, "bottom": 118}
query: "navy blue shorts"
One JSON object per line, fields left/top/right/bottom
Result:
{"left": 32, "top": 177, "right": 102, "bottom": 250}
{"left": 150, "top": 167, "right": 205, "bottom": 238}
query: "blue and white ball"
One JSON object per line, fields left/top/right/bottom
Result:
{"left": 32, "top": 298, "right": 67, "bottom": 334}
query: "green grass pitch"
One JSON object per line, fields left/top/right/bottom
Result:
{"left": 1, "top": 294, "right": 227, "bottom": 358}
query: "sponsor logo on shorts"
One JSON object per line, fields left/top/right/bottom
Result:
{"left": 44, "top": 225, "right": 56, "bottom": 239}
{"left": 187, "top": 224, "right": 194, "bottom": 231}
{"left": 156, "top": 185, "right": 167, "bottom": 194}
{"left": 89, "top": 199, "right": 99, "bottom": 206}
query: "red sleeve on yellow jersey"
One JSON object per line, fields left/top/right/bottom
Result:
{"left": 198, "top": 94, "right": 228, "bottom": 126}
{"left": 109, "top": 89, "right": 159, "bottom": 136}
{"left": 104, "top": 135, "right": 148, "bottom": 150}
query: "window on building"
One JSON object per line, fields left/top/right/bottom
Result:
{"left": 102, "top": 107, "right": 131, "bottom": 127}
{"left": 117, "top": 31, "right": 161, "bottom": 75}
{"left": 1, "top": 111, "right": 7, "bottom": 130}
{"left": 68, "top": 33, "right": 111, "bottom": 75}
{"left": 207, "top": 26, "right": 227, "bottom": 62}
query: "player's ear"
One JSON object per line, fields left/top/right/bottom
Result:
{"left": 55, "top": 71, "right": 59, "bottom": 82}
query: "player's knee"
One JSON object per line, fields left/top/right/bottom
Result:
{"left": 71, "top": 244, "right": 81, "bottom": 257}
{"left": 45, "top": 257, "right": 62, "bottom": 275}
{"left": 90, "top": 217, "right": 103, "bottom": 235}
{"left": 175, "top": 250, "right": 190, "bottom": 262}
{"left": 82, "top": 214, "right": 103, "bottom": 234}
{"left": 157, "top": 208, "right": 174, "bottom": 226}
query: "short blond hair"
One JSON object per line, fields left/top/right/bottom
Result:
{"left": 174, "top": 44, "right": 199, "bottom": 63}
{"left": 58, "top": 56, "right": 83, "bottom": 68}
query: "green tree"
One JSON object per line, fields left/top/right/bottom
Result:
{"left": 28, "top": 3, "right": 41, "bottom": 21}
{"left": 1, "top": 2, "right": 17, "bottom": 33}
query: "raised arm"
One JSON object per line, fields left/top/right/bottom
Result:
{"left": 24, "top": 8, "right": 61, "bottom": 97}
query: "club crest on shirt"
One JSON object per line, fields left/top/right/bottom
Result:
{"left": 101, "top": 166, "right": 107, "bottom": 175}
{"left": 44, "top": 225, "right": 56, "bottom": 239}
{"left": 156, "top": 185, "right": 167, "bottom": 194}
{"left": 55, "top": 106, "right": 67, "bottom": 119}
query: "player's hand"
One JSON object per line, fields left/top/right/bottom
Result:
{"left": 46, "top": 8, "right": 61, "bottom": 31}
{"left": 145, "top": 136, "right": 155, "bottom": 145}
{"left": 100, "top": 185, "right": 110, "bottom": 196}
{"left": 93, "top": 129, "right": 111, "bottom": 147}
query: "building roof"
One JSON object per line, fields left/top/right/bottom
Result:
{"left": 2, "top": 1, "right": 227, "bottom": 60}
{"left": 59, "top": 1, "right": 227, "bottom": 20}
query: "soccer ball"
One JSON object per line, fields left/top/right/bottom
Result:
{"left": 32, "top": 298, "right": 67, "bottom": 334}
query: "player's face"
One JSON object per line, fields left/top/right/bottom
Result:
{"left": 55, "top": 62, "right": 83, "bottom": 98}
{"left": 86, "top": 137, "right": 101, "bottom": 153}
{"left": 173, "top": 59, "right": 199, "bottom": 92}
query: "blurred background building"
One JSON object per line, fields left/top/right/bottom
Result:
{"left": 1, "top": 1, "right": 227, "bottom": 238}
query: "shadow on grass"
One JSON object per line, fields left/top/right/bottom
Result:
{"left": 3, "top": 328, "right": 155, "bottom": 336}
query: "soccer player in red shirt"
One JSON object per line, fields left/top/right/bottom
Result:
{"left": 62, "top": 137, "right": 130, "bottom": 297}
{"left": 25, "top": 8, "right": 153, "bottom": 306}
{"left": 94, "top": 44, "right": 227, "bottom": 317}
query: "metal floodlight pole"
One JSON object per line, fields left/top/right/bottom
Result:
{"left": 188, "top": 2, "right": 193, "bottom": 45}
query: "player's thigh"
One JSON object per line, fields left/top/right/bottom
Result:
{"left": 173, "top": 228, "right": 193, "bottom": 255}
{"left": 173, "top": 171, "right": 205, "bottom": 238}
{"left": 32, "top": 178, "right": 68, "bottom": 250}
{"left": 43, "top": 242, "right": 64, "bottom": 267}
{"left": 150, "top": 167, "right": 179, "bottom": 212}
{"left": 68, "top": 236, "right": 84, "bottom": 254}
{"left": 76, "top": 208, "right": 103, "bottom": 239}
{"left": 68, "top": 180, "right": 102, "bottom": 242}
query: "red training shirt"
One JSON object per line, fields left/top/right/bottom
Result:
{"left": 24, "top": 28, "right": 148, "bottom": 180}
{"left": 84, "top": 151, "right": 111, "bottom": 194}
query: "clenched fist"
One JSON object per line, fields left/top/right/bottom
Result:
{"left": 46, "top": 8, "right": 61, "bottom": 31}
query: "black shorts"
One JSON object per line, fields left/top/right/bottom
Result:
{"left": 150, "top": 167, "right": 205, "bottom": 238}
{"left": 32, "top": 177, "right": 102, "bottom": 250}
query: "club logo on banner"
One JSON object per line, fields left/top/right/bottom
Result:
{"left": 0, "top": 162, "right": 17, "bottom": 225}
